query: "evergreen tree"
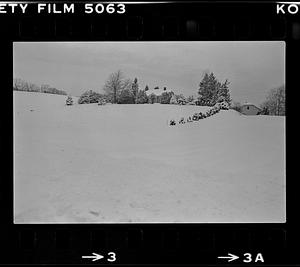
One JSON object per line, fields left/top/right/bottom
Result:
{"left": 118, "top": 88, "right": 135, "bottom": 104}
{"left": 148, "top": 93, "right": 157, "bottom": 104}
{"left": 197, "top": 72, "right": 219, "bottom": 106}
{"left": 145, "top": 85, "right": 149, "bottom": 91}
{"left": 217, "top": 79, "right": 231, "bottom": 105}
{"left": 136, "top": 90, "right": 149, "bottom": 104}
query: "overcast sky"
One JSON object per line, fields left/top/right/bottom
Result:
{"left": 13, "top": 41, "right": 285, "bottom": 106}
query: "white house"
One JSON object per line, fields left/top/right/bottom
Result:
{"left": 145, "top": 87, "right": 173, "bottom": 104}
{"left": 145, "top": 86, "right": 172, "bottom": 97}
{"left": 241, "top": 102, "right": 261, "bottom": 115}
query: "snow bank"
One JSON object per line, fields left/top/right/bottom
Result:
{"left": 13, "top": 91, "right": 285, "bottom": 223}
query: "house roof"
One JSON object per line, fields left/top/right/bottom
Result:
{"left": 145, "top": 88, "right": 172, "bottom": 96}
{"left": 241, "top": 102, "right": 261, "bottom": 110}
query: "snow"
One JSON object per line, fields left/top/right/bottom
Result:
{"left": 13, "top": 91, "right": 285, "bottom": 223}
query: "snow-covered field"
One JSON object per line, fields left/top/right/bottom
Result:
{"left": 13, "top": 91, "right": 286, "bottom": 223}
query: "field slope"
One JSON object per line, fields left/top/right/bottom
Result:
{"left": 14, "top": 91, "right": 285, "bottom": 223}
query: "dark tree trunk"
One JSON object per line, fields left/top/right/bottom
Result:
{"left": 113, "top": 86, "right": 117, "bottom": 104}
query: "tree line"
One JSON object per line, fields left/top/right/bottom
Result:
{"left": 15, "top": 71, "right": 284, "bottom": 116}
{"left": 13, "top": 78, "right": 67, "bottom": 96}
{"left": 78, "top": 70, "right": 232, "bottom": 106}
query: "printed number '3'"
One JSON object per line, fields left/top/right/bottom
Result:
{"left": 117, "top": 4, "right": 126, "bottom": 14}
{"left": 108, "top": 252, "right": 116, "bottom": 262}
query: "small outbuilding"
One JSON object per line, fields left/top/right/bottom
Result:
{"left": 241, "top": 102, "right": 261, "bottom": 115}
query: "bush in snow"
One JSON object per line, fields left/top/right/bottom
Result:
{"left": 206, "top": 109, "right": 212, "bottom": 117}
{"left": 98, "top": 97, "right": 106, "bottom": 105}
{"left": 187, "top": 116, "right": 193, "bottom": 122}
{"left": 66, "top": 96, "right": 73, "bottom": 105}
{"left": 219, "top": 101, "right": 229, "bottom": 110}
{"left": 186, "top": 95, "right": 197, "bottom": 105}
{"left": 179, "top": 117, "right": 185, "bottom": 124}
{"left": 192, "top": 113, "right": 199, "bottom": 121}
{"left": 170, "top": 94, "right": 177, "bottom": 104}
{"left": 173, "top": 105, "right": 222, "bottom": 128}
{"left": 169, "top": 119, "right": 176, "bottom": 126}
{"left": 209, "top": 106, "right": 219, "bottom": 115}
{"left": 78, "top": 90, "right": 103, "bottom": 104}
{"left": 198, "top": 112, "right": 204, "bottom": 119}
{"left": 177, "top": 94, "right": 187, "bottom": 105}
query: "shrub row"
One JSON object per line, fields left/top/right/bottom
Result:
{"left": 169, "top": 101, "right": 229, "bottom": 126}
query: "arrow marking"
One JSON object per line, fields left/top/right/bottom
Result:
{"left": 218, "top": 253, "right": 239, "bottom": 262}
{"left": 82, "top": 252, "right": 104, "bottom": 262}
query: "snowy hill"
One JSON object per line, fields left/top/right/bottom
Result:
{"left": 13, "top": 91, "right": 78, "bottom": 111}
{"left": 13, "top": 91, "right": 285, "bottom": 223}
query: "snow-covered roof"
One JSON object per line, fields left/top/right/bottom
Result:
{"left": 145, "top": 88, "right": 172, "bottom": 96}
{"left": 242, "top": 102, "right": 261, "bottom": 110}
{"left": 242, "top": 102, "right": 254, "bottom": 106}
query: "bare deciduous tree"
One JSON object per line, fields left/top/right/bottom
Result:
{"left": 103, "top": 70, "right": 132, "bottom": 104}
{"left": 261, "top": 85, "right": 285, "bottom": 116}
{"left": 28, "top": 83, "right": 40, "bottom": 92}
{"left": 13, "top": 78, "right": 28, "bottom": 91}
{"left": 13, "top": 78, "right": 39, "bottom": 92}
